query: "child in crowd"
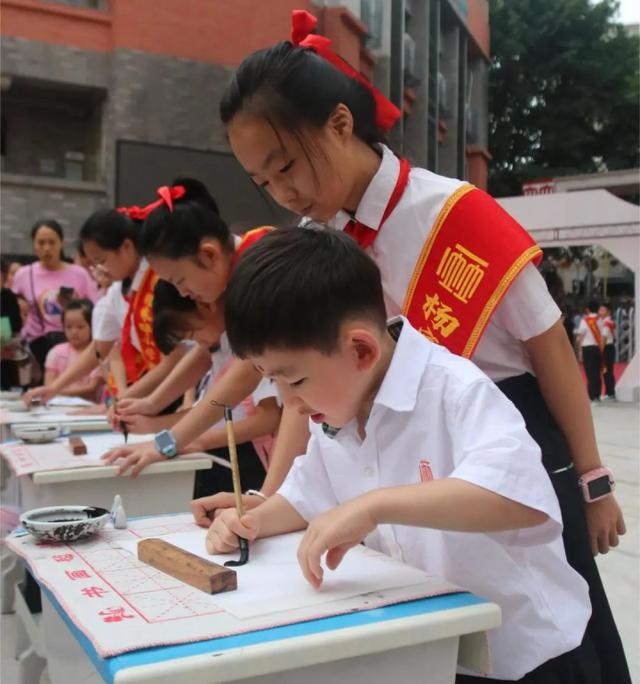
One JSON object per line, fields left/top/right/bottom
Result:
{"left": 44, "top": 299, "right": 103, "bottom": 402}
{"left": 207, "top": 227, "right": 593, "bottom": 684}
{"left": 102, "top": 179, "right": 297, "bottom": 479}
{"left": 142, "top": 279, "right": 281, "bottom": 496}
{"left": 598, "top": 303, "right": 617, "bottom": 400}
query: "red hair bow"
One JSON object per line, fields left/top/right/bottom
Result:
{"left": 291, "top": 9, "right": 401, "bottom": 133}
{"left": 117, "top": 185, "right": 186, "bottom": 221}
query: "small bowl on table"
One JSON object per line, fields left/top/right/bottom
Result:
{"left": 12, "top": 424, "right": 62, "bottom": 444}
{"left": 20, "top": 506, "right": 111, "bottom": 543}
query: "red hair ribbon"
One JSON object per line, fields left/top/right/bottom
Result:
{"left": 291, "top": 9, "right": 401, "bottom": 133}
{"left": 117, "top": 185, "right": 186, "bottom": 221}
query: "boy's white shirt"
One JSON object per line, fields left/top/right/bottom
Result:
{"left": 577, "top": 316, "right": 599, "bottom": 347}
{"left": 325, "top": 145, "right": 561, "bottom": 382}
{"left": 277, "top": 318, "right": 590, "bottom": 680}
{"left": 599, "top": 316, "right": 615, "bottom": 345}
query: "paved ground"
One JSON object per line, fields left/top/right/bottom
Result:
{"left": 1, "top": 401, "right": 639, "bottom": 683}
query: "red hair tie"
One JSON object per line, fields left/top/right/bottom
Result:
{"left": 117, "top": 185, "right": 186, "bottom": 221}
{"left": 291, "top": 9, "right": 401, "bottom": 133}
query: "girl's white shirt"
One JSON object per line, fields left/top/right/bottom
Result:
{"left": 321, "top": 145, "right": 561, "bottom": 381}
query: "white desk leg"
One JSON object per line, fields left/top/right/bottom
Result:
{"left": 14, "top": 581, "right": 47, "bottom": 684}
{"left": 41, "top": 592, "right": 103, "bottom": 684}
{"left": 1, "top": 550, "right": 22, "bottom": 613}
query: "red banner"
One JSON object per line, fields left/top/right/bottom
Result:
{"left": 402, "top": 185, "right": 542, "bottom": 358}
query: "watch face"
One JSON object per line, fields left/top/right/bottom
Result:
{"left": 588, "top": 476, "right": 612, "bottom": 499}
{"left": 156, "top": 432, "right": 172, "bottom": 451}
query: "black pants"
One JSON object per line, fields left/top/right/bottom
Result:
{"left": 582, "top": 345, "right": 602, "bottom": 400}
{"left": 496, "top": 374, "right": 630, "bottom": 684}
{"left": 193, "top": 441, "right": 266, "bottom": 500}
{"left": 602, "top": 344, "right": 616, "bottom": 397}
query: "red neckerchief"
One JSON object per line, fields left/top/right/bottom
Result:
{"left": 344, "top": 157, "right": 411, "bottom": 250}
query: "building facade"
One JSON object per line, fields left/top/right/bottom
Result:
{"left": 1, "top": 0, "right": 490, "bottom": 256}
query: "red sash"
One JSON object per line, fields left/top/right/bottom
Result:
{"left": 344, "top": 158, "right": 411, "bottom": 249}
{"left": 402, "top": 185, "right": 542, "bottom": 357}
{"left": 232, "top": 226, "right": 274, "bottom": 268}
{"left": 585, "top": 314, "right": 606, "bottom": 372}
{"left": 120, "top": 267, "right": 162, "bottom": 384}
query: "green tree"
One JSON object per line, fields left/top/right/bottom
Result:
{"left": 488, "top": 0, "right": 639, "bottom": 197}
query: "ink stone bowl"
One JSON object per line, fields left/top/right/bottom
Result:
{"left": 12, "top": 424, "right": 62, "bottom": 444}
{"left": 20, "top": 506, "right": 110, "bottom": 543}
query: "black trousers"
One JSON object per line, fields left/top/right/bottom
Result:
{"left": 193, "top": 440, "right": 266, "bottom": 500}
{"left": 496, "top": 374, "right": 630, "bottom": 684}
{"left": 582, "top": 345, "right": 602, "bottom": 400}
{"left": 602, "top": 344, "right": 616, "bottom": 397}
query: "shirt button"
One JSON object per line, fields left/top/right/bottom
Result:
{"left": 364, "top": 466, "right": 375, "bottom": 477}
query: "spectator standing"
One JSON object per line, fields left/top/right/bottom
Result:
{"left": 598, "top": 304, "right": 616, "bottom": 401}
{"left": 11, "top": 219, "right": 97, "bottom": 376}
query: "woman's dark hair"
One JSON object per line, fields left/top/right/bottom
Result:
{"left": 141, "top": 177, "right": 232, "bottom": 261}
{"left": 152, "top": 279, "right": 198, "bottom": 354}
{"left": 225, "top": 225, "right": 387, "bottom": 358}
{"left": 79, "top": 209, "right": 140, "bottom": 251}
{"left": 220, "top": 42, "right": 383, "bottom": 149}
{"left": 31, "top": 219, "right": 64, "bottom": 242}
{"left": 62, "top": 298, "right": 93, "bottom": 327}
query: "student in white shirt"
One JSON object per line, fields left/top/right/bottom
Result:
{"left": 214, "top": 24, "right": 629, "bottom": 681}
{"left": 23, "top": 209, "right": 186, "bottom": 408}
{"left": 206, "top": 227, "right": 593, "bottom": 683}
{"left": 598, "top": 303, "right": 617, "bottom": 400}
{"left": 576, "top": 301, "right": 605, "bottom": 404}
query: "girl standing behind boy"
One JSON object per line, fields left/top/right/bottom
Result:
{"left": 44, "top": 299, "right": 103, "bottom": 403}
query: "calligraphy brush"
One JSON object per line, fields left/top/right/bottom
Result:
{"left": 96, "top": 348, "right": 128, "bottom": 444}
{"left": 222, "top": 405, "right": 249, "bottom": 567}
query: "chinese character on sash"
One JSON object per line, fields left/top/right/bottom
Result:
{"left": 65, "top": 569, "right": 92, "bottom": 580}
{"left": 436, "top": 243, "right": 488, "bottom": 304}
{"left": 98, "top": 606, "right": 135, "bottom": 622}
{"left": 422, "top": 293, "right": 460, "bottom": 338}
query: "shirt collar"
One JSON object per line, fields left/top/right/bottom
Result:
{"left": 131, "top": 258, "right": 149, "bottom": 292}
{"left": 321, "top": 316, "right": 431, "bottom": 439}
{"left": 331, "top": 144, "right": 400, "bottom": 232}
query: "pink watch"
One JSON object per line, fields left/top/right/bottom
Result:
{"left": 578, "top": 467, "right": 615, "bottom": 502}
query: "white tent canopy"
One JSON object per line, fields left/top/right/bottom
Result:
{"left": 497, "top": 189, "right": 640, "bottom": 402}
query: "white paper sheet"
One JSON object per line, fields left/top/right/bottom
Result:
{"left": 47, "top": 396, "right": 95, "bottom": 408}
{"left": 2, "top": 410, "right": 108, "bottom": 425}
{"left": 0, "top": 432, "right": 155, "bottom": 475}
{"left": 120, "top": 528, "right": 435, "bottom": 619}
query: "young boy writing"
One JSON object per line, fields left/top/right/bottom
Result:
{"left": 206, "top": 227, "right": 594, "bottom": 683}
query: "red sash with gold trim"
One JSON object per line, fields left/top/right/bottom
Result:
{"left": 585, "top": 315, "right": 604, "bottom": 351}
{"left": 402, "top": 185, "right": 542, "bottom": 358}
{"left": 121, "top": 267, "right": 162, "bottom": 384}
{"left": 233, "top": 226, "right": 274, "bottom": 267}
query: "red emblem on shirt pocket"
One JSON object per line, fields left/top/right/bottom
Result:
{"left": 419, "top": 460, "right": 433, "bottom": 482}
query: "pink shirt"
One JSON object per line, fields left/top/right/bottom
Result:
{"left": 12, "top": 262, "right": 97, "bottom": 342}
{"left": 45, "top": 342, "right": 102, "bottom": 398}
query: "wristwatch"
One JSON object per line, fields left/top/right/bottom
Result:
{"left": 154, "top": 429, "right": 178, "bottom": 459}
{"left": 578, "top": 467, "right": 615, "bottom": 503}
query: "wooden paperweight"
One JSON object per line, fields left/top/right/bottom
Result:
{"left": 69, "top": 436, "right": 87, "bottom": 455}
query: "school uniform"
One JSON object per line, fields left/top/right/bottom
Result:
{"left": 278, "top": 318, "right": 592, "bottom": 682}
{"left": 599, "top": 317, "right": 616, "bottom": 398}
{"left": 322, "top": 144, "right": 630, "bottom": 681}
{"left": 577, "top": 315, "right": 603, "bottom": 401}
{"left": 192, "top": 332, "right": 279, "bottom": 498}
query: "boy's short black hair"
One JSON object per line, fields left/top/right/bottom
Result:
{"left": 152, "top": 280, "right": 197, "bottom": 354}
{"left": 225, "top": 226, "right": 387, "bottom": 358}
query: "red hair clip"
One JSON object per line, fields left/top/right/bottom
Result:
{"left": 117, "top": 185, "right": 186, "bottom": 221}
{"left": 291, "top": 10, "right": 401, "bottom": 133}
